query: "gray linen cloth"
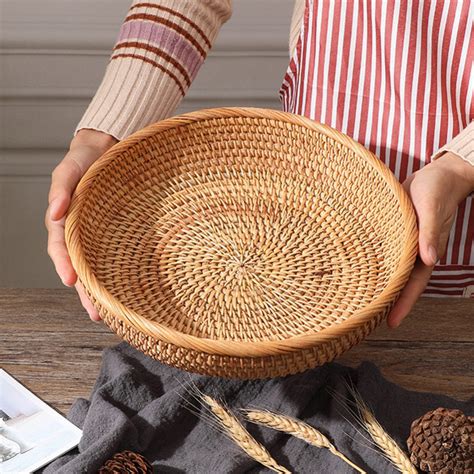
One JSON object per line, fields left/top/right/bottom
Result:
{"left": 44, "top": 342, "right": 473, "bottom": 473}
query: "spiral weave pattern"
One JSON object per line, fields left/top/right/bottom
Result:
{"left": 65, "top": 107, "right": 418, "bottom": 378}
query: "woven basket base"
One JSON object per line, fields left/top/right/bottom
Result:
{"left": 97, "top": 300, "right": 388, "bottom": 379}
{"left": 67, "top": 109, "right": 417, "bottom": 379}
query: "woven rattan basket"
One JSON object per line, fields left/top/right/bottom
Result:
{"left": 66, "top": 107, "right": 418, "bottom": 379}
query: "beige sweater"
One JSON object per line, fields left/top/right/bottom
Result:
{"left": 76, "top": 0, "right": 473, "bottom": 166}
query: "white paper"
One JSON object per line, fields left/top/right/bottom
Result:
{"left": 0, "top": 369, "right": 82, "bottom": 473}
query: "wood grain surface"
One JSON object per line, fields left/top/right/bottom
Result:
{"left": 0, "top": 289, "right": 472, "bottom": 415}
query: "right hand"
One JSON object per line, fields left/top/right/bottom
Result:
{"left": 45, "top": 129, "right": 118, "bottom": 321}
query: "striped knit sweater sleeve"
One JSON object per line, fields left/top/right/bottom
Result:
{"left": 432, "top": 121, "right": 474, "bottom": 167}
{"left": 75, "top": 0, "right": 232, "bottom": 140}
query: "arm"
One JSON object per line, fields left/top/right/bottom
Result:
{"left": 388, "top": 123, "right": 474, "bottom": 327}
{"left": 46, "top": 0, "right": 232, "bottom": 320}
{"left": 431, "top": 121, "right": 474, "bottom": 167}
{"left": 76, "top": 0, "right": 232, "bottom": 139}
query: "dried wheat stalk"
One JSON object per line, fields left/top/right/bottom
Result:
{"left": 201, "top": 395, "right": 291, "bottom": 474}
{"left": 351, "top": 393, "right": 417, "bottom": 474}
{"left": 244, "top": 409, "right": 366, "bottom": 473}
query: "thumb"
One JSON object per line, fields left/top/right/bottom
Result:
{"left": 416, "top": 201, "right": 441, "bottom": 267}
{"left": 48, "top": 156, "right": 83, "bottom": 221}
{"left": 48, "top": 133, "right": 117, "bottom": 221}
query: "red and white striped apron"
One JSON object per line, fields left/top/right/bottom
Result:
{"left": 280, "top": 0, "right": 474, "bottom": 297}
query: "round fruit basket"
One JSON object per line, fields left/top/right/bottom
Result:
{"left": 65, "top": 107, "right": 418, "bottom": 379}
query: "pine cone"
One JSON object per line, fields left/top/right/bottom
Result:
{"left": 99, "top": 450, "right": 153, "bottom": 473}
{"left": 407, "top": 407, "right": 473, "bottom": 473}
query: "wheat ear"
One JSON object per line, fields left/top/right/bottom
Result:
{"left": 351, "top": 393, "right": 416, "bottom": 474}
{"left": 201, "top": 396, "right": 290, "bottom": 474}
{"left": 244, "top": 409, "right": 365, "bottom": 473}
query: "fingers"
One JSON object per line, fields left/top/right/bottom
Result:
{"left": 387, "top": 259, "right": 433, "bottom": 328}
{"left": 392, "top": 165, "right": 462, "bottom": 329}
{"left": 46, "top": 132, "right": 116, "bottom": 314}
{"left": 46, "top": 147, "right": 102, "bottom": 285}
{"left": 46, "top": 211, "right": 77, "bottom": 286}
{"left": 76, "top": 282, "right": 101, "bottom": 322}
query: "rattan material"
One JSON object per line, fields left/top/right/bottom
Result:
{"left": 65, "top": 107, "right": 418, "bottom": 378}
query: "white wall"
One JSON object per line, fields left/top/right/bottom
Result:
{"left": 0, "top": 0, "right": 293, "bottom": 287}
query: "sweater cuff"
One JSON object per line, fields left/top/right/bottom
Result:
{"left": 431, "top": 121, "right": 474, "bottom": 167}
{"left": 75, "top": 0, "right": 232, "bottom": 140}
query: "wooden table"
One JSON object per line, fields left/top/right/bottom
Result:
{"left": 1, "top": 289, "right": 472, "bottom": 415}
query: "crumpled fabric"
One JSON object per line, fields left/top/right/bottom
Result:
{"left": 44, "top": 342, "right": 474, "bottom": 473}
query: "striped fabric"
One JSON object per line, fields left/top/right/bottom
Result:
{"left": 113, "top": 3, "right": 212, "bottom": 93}
{"left": 280, "top": 0, "right": 474, "bottom": 297}
{"left": 76, "top": 0, "right": 231, "bottom": 140}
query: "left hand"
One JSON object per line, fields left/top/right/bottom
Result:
{"left": 387, "top": 152, "right": 474, "bottom": 328}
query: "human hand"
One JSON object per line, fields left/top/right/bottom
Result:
{"left": 387, "top": 152, "right": 474, "bottom": 328}
{"left": 45, "top": 129, "right": 118, "bottom": 321}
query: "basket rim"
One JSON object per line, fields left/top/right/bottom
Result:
{"left": 65, "top": 107, "right": 418, "bottom": 358}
